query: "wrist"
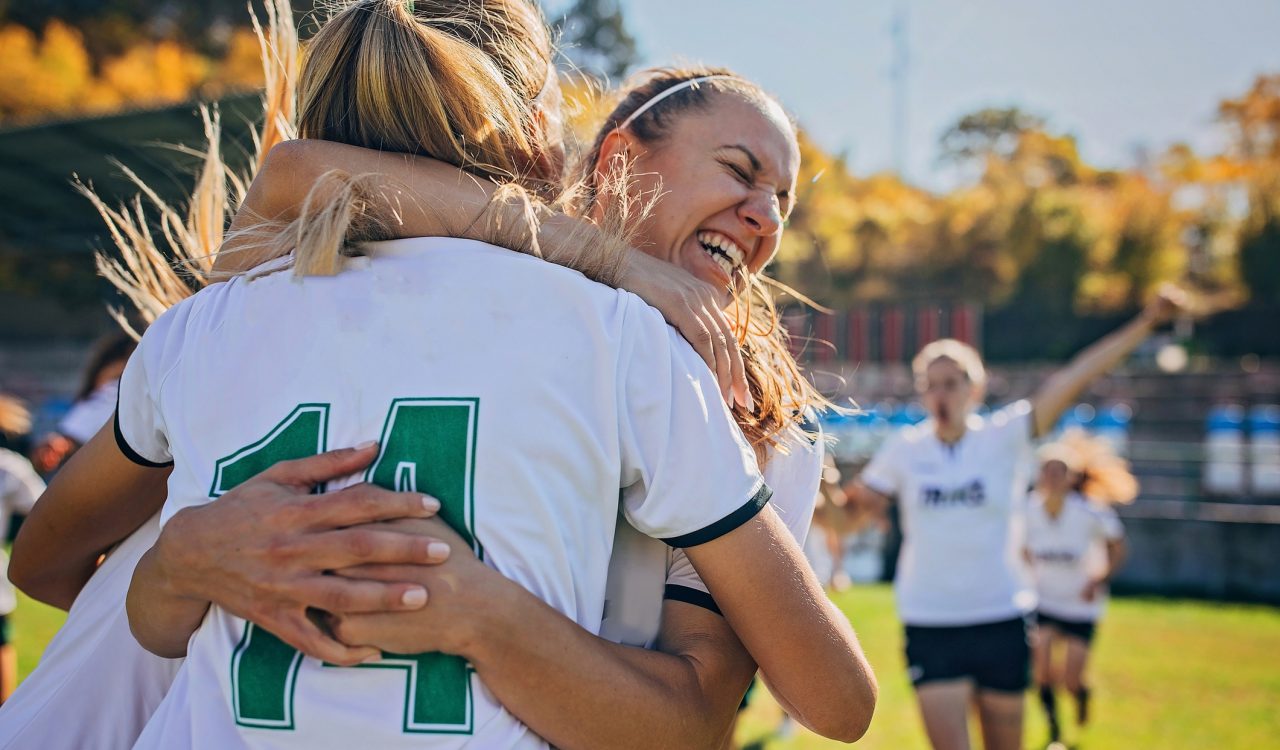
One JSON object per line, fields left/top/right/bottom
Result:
{"left": 153, "top": 507, "right": 208, "bottom": 601}
{"left": 451, "top": 568, "right": 523, "bottom": 663}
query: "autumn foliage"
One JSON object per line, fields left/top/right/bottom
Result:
{"left": 0, "top": 20, "right": 264, "bottom": 123}
{"left": 1, "top": 8, "right": 1277, "bottom": 326}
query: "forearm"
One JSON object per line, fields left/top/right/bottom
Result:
{"left": 220, "top": 140, "right": 632, "bottom": 284}
{"left": 126, "top": 535, "right": 211, "bottom": 658}
{"left": 1032, "top": 313, "right": 1156, "bottom": 437}
{"left": 10, "top": 428, "right": 168, "bottom": 609}
{"left": 687, "top": 509, "right": 876, "bottom": 742}
{"left": 461, "top": 579, "right": 745, "bottom": 750}
{"left": 1102, "top": 540, "right": 1128, "bottom": 581}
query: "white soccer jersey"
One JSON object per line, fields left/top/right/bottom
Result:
{"left": 57, "top": 380, "right": 119, "bottom": 444}
{"left": 860, "top": 401, "right": 1036, "bottom": 626}
{"left": 0, "top": 514, "right": 183, "bottom": 750}
{"left": 119, "top": 238, "right": 770, "bottom": 750}
{"left": 1025, "top": 491, "right": 1124, "bottom": 622}
{"left": 0, "top": 448, "right": 43, "bottom": 617}
{"left": 600, "top": 426, "right": 822, "bottom": 647}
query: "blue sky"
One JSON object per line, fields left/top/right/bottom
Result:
{"left": 546, "top": 0, "right": 1280, "bottom": 188}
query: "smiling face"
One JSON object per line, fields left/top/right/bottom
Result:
{"left": 594, "top": 92, "right": 799, "bottom": 297}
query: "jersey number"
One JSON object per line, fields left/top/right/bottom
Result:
{"left": 210, "top": 399, "right": 479, "bottom": 734}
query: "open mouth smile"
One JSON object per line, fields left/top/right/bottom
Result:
{"left": 696, "top": 230, "right": 746, "bottom": 278}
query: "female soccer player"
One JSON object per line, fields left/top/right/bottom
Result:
{"left": 1026, "top": 433, "right": 1133, "bottom": 748}
{"left": 850, "top": 287, "right": 1183, "bottom": 750}
{"left": 0, "top": 397, "right": 42, "bottom": 703}
{"left": 29, "top": 334, "right": 135, "bottom": 474}
{"left": 7, "top": 2, "right": 870, "bottom": 742}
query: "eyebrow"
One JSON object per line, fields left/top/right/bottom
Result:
{"left": 718, "top": 144, "right": 763, "bottom": 173}
{"left": 717, "top": 144, "right": 795, "bottom": 205}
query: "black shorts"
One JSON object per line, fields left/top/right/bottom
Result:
{"left": 0, "top": 614, "right": 10, "bottom": 647}
{"left": 1036, "top": 611, "right": 1097, "bottom": 644}
{"left": 904, "top": 616, "right": 1031, "bottom": 693}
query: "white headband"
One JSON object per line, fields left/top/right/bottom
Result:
{"left": 620, "top": 75, "right": 740, "bottom": 130}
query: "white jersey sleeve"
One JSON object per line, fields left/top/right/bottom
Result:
{"left": 114, "top": 306, "right": 189, "bottom": 468}
{"left": 57, "top": 380, "right": 120, "bottom": 444}
{"left": 0, "top": 448, "right": 44, "bottom": 517}
{"left": 663, "top": 425, "right": 823, "bottom": 613}
{"left": 617, "top": 299, "right": 769, "bottom": 547}
{"left": 859, "top": 429, "right": 908, "bottom": 498}
{"left": 988, "top": 399, "right": 1034, "bottom": 454}
{"left": 0, "top": 449, "right": 44, "bottom": 617}
{"left": 1090, "top": 501, "right": 1125, "bottom": 541}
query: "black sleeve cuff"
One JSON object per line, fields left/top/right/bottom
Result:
{"left": 113, "top": 410, "right": 173, "bottom": 468}
{"left": 660, "top": 483, "right": 771, "bottom": 548}
{"left": 664, "top": 584, "right": 722, "bottom": 616}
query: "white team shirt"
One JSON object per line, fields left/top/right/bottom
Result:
{"left": 0, "top": 514, "right": 183, "bottom": 750}
{"left": 57, "top": 380, "right": 119, "bottom": 444}
{"left": 120, "top": 238, "right": 769, "bottom": 749}
{"left": 0, "top": 448, "right": 43, "bottom": 617}
{"left": 600, "top": 426, "right": 822, "bottom": 647}
{"left": 1025, "top": 491, "right": 1124, "bottom": 622}
{"left": 860, "top": 401, "right": 1036, "bottom": 626}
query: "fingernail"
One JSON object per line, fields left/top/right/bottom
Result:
{"left": 745, "top": 391, "right": 756, "bottom": 413}
{"left": 362, "top": 652, "right": 384, "bottom": 664}
{"left": 421, "top": 495, "right": 440, "bottom": 512}
{"left": 427, "top": 542, "right": 451, "bottom": 561}
{"left": 401, "top": 587, "right": 427, "bottom": 608}
{"left": 353, "top": 440, "right": 378, "bottom": 451}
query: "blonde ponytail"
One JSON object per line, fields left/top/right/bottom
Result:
{"left": 277, "top": 0, "right": 562, "bottom": 277}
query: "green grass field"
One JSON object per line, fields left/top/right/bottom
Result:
{"left": 12, "top": 585, "right": 1280, "bottom": 749}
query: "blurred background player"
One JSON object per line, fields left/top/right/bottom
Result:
{"left": 0, "top": 394, "right": 44, "bottom": 702}
{"left": 1026, "top": 431, "right": 1135, "bottom": 749}
{"left": 29, "top": 334, "right": 136, "bottom": 476}
{"left": 850, "top": 286, "right": 1185, "bottom": 750}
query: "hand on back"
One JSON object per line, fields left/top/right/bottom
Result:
{"left": 619, "top": 250, "right": 753, "bottom": 411}
{"left": 157, "top": 444, "right": 454, "bottom": 665}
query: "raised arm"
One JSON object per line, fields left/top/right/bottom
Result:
{"left": 222, "top": 140, "right": 748, "bottom": 408}
{"left": 1030, "top": 286, "right": 1186, "bottom": 438}
{"left": 10, "top": 421, "right": 169, "bottom": 610}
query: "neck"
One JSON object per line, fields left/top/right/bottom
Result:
{"left": 935, "top": 421, "right": 967, "bottom": 444}
{"left": 1043, "top": 490, "right": 1068, "bottom": 516}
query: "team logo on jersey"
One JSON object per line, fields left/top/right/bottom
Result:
{"left": 920, "top": 479, "right": 986, "bottom": 508}
{"left": 1034, "top": 549, "right": 1079, "bottom": 564}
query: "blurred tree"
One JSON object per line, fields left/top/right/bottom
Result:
{"left": 939, "top": 107, "right": 1045, "bottom": 167}
{"left": 0, "top": 17, "right": 268, "bottom": 123}
{"left": 554, "top": 0, "right": 638, "bottom": 80}
{"left": 1214, "top": 74, "right": 1280, "bottom": 306}
{"left": 1238, "top": 214, "right": 1280, "bottom": 304}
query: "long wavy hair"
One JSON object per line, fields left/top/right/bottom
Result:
{"left": 1039, "top": 428, "right": 1140, "bottom": 505}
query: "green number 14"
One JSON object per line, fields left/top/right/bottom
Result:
{"left": 210, "top": 399, "right": 480, "bottom": 735}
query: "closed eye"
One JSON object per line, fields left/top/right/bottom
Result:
{"left": 719, "top": 159, "right": 753, "bottom": 185}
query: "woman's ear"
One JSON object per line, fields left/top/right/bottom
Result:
{"left": 594, "top": 128, "right": 637, "bottom": 175}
